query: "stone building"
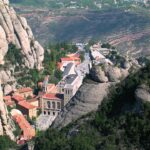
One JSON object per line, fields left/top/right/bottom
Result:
{"left": 40, "top": 93, "right": 64, "bottom": 116}
{"left": 17, "top": 100, "right": 37, "bottom": 119}
{"left": 57, "top": 74, "right": 82, "bottom": 105}
{"left": 15, "top": 87, "right": 33, "bottom": 99}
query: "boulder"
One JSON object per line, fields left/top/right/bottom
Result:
{"left": 90, "top": 65, "right": 108, "bottom": 83}
{"left": 106, "top": 66, "right": 121, "bottom": 82}
{"left": 53, "top": 82, "right": 110, "bottom": 129}
{"left": 135, "top": 84, "right": 150, "bottom": 102}
{"left": 4, "top": 84, "right": 13, "bottom": 95}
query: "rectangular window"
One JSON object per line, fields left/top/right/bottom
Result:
{"left": 57, "top": 102, "right": 61, "bottom": 109}
{"left": 52, "top": 102, "right": 55, "bottom": 109}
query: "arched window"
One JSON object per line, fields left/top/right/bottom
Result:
{"left": 47, "top": 101, "right": 51, "bottom": 108}
{"left": 44, "top": 111, "right": 46, "bottom": 115}
{"left": 53, "top": 112, "right": 55, "bottom": 116}
{"left": 52, "top": 102, "right": 55, "bottom": 109}
{"left": 48, "top": 111, "right": 50, "bottom": 115}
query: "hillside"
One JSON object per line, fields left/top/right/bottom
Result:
{"left": 10, "top": 0, "right": 150, "bottom": 9}
{"left": 15, "top": 7, "right": 150, "bottom": 58}
{"left": 34, "top": 62, "right": 150, "bottom": 150}
{"left": 0, "top": 0, "right": 44, "bottom": 142}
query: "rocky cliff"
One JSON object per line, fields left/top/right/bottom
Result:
{"left": 0, "top": 81, "right": 15, "bottom": 141}
{"left": 0, "top": 0, "right": 44, "bottom": 70}
{"left": 0, "top": 0, "right": 44, "bottom": 91}
{"left": 53, "top": 81, "right": 110, "bottom": 129}
{"left": 53, "top": 58, "right": 141, "bottom": 129}
{"left": 0, "top": 0, "right": 44, "bottom": 140}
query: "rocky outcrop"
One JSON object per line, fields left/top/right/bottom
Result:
{"left": 53, "top": 82, "right": 110, "bottom": 129}
{"left": 135, "top": 84, "right": 150, "bottom": 103}
{"left": 90, "top": 65, "right": 108, "bottom": 83}
{"left": 0, "top": 0, "right": 44, "bottom": 140}
{"left": 0, "top": 0, "right": 44, "bottom": 69}
{"left": 0, "top": 81, "right": 15, "bottom": 140}
{"left": 90, "top": 64, "right": 129, "bottom": 83}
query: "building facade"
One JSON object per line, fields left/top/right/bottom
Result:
{"left": 17, "top": 101, "right": 37, "bottom": 119}
{"left": 40, "top": 93, "right": 64, "bottom": 116}
{"left": 15, "top": 87, "right": 33, "bottom": 99}
{"left": 57, "top": 74, "right": 82, "bottom": 105}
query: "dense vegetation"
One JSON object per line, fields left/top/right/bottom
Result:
{"left": 2, "top": 43, "right": 24, "bottom": 69}
{"left": 10, "top": 0, "right": 149, "bottom": 10}
{"left": 17, "top": 43, "right": 77, "bottom": 87}
{"left": 0, "top": 136, "right": 17, "bottom": 150}
{"left": 34, "top": 62, "right": 150, "bottom": 150}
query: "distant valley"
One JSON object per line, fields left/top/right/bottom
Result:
{"left": 14, "top": 6, "right": 150, "bottom": 58}
{"left": 10, "top": 0, "right": 150, "bottom": 57}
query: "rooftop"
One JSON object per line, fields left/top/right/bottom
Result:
{"left": 61, "top": 57, "right": 74, "bottom": 61}
{"left": 12, "top": 114, "right": 35, "bottom": 140}
{"left": 5, "top": 101, "right": 15, "bottom": 107}
{"left": 17, "top": 87, "right": 33, "bottom": 93}
{"left": 3, "top": 96, "right": 11, "bottom": 102}
{"left": 47, "top": 84, "right": 58, "bottom": 93}
{"left": 12, "top": 95, "right": 25, "bottom": 102}
{"left": 67, "top": 53, "right": 80, "bottom": 58}
{"left": 63, "top": 63, "right": 75, "bottom": 77}
{"left": 18, "top": 100, "right": 37, "bottom": 109}
{"left": 27, "top": 98, "right": 38, "bottom": 103}
{"left": 65, "top": 74, "right": 78, "bottom": 84}
{"left": 61, "top": 56, "right": 80, "bottom": 62}
{"left": 42, "top": 93, "right": 63, "bottom": 101}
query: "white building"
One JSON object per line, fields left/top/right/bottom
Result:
{"left": 57, "top": 74, "right": 82, "bottom": 105}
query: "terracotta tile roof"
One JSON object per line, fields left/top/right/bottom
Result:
{"left": 12, "top": 95, "right": 25, "bottom": 102}
{"left": 71, "top": 56, "right": 81, "bottom": 60}
{"left": 61, "top": 56, "right": 80, "bottom": 62}
{"left": 18, "top": 101, "right": 37, "bottom": 109}
{"left": 61, "top": 57, "right": 74, "bottom": 61}
{"left": 5, "top": 101, "right": 15, "bottom": 107}
{"left": 12, "top": 114, "right": 35, "bottom": 140}
{"left": 67, "top": 53, "right": 80, "bottom": 58}
{"left": 17, "top": 87, "right": 33, "bottom": 93}
{"left": 42, "top": 93, "right": 63, "bottom": 101}
{"left": 47, "top": 84, "right": 58, "bottom": 93}
{"left": 27, "top": 99, "right": 38, "bottom": 103}
{"left": 3, "top": 96, "right": 11, "bottom": 102}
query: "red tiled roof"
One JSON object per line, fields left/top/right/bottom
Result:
{"left": 61, "top": 56, "right": 80, "bottom": 62}
{"left": 42, "top": 93, "right": 62, "bottom": 100}
{"left": 3, "top": 96, "right": 11, "bottom": 102}
{"left": 5, "top": 101, "right": 15, "bottom": 107}
{"left": 12, "top": 114, "right": 35, "bottom": 140}
{"left": 27, "top": 99, "right": 38, "bottom": 103}
{"left": 17, "top": 87, "right": 32, "bottom": 93}
{"left": 61, "top": 57, "right": 74, "bottom": 61}
{"left": 12, "top": 95, "right": 25, "bottom": 102}
{"left": 67, "top": 53, "right": 80, "bottom": 58}
{"left": 47, "top": 84, "right": 58, "bottom": 93}
{"left": 18, "top": 101, "right": 37, "bottom": 109}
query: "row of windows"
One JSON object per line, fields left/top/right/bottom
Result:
{"left": 65, "top": 89, "right": 72, "bottom": 95}
{"left": 46, "top": 101, "right": 61, "bottom": 109}
{"left": 44, "top": 111, "right": 57, "bottom": 116}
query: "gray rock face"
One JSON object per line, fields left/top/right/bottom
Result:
{"left": 90, "top": 64, "right": 129, "bottom": 83}
{"left": 4, "top": 84, "right": 13, "bottom": 95}
{"left": 0, "top": 0, "right": 44, "bottom": 69}
{"left": 105, "top": 66, "right": 121, "bottom": 82}
{"left": 53, "top": 82, "right": 110, "bottom": 129}
{"left": 0, "top": 82, "right": 15, "bottom": 140}
{"left": 90, "top": 65, "right": 108, "bottom": 83}
{"left": 135, "top": 84, "right": 150, "bottom": 102}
